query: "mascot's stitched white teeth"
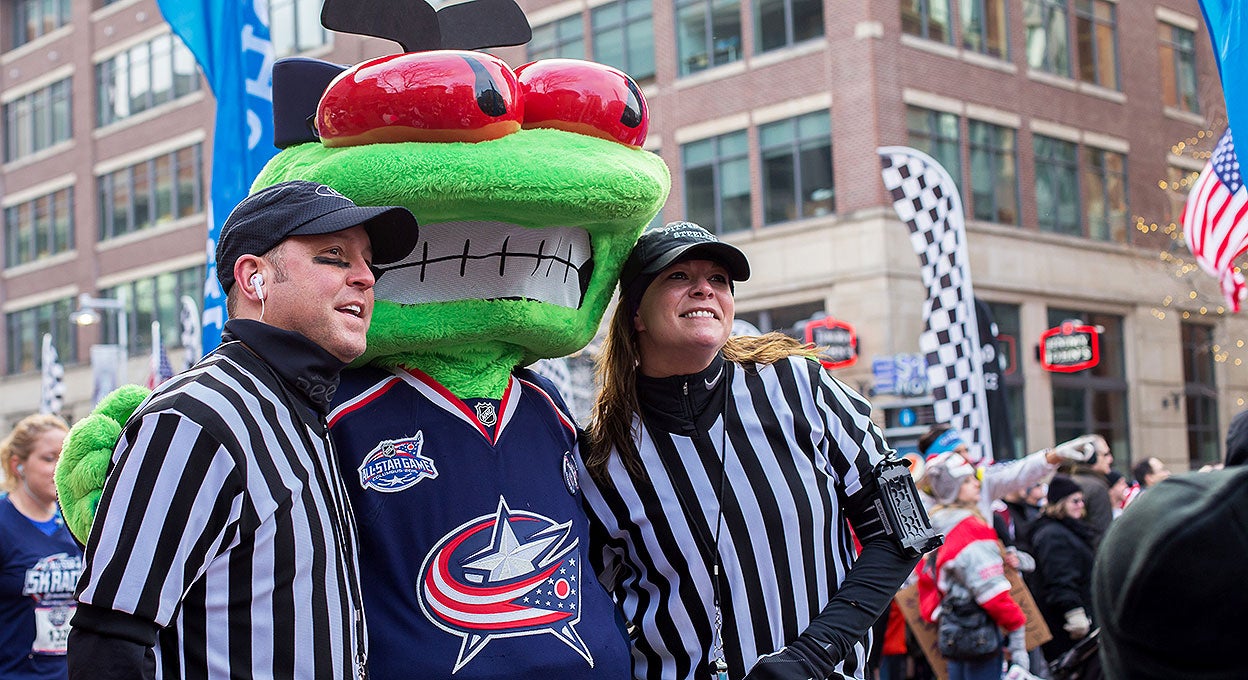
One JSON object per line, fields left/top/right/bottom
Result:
{"left": 374, "top": 221, "right": 594, "bottom": 308}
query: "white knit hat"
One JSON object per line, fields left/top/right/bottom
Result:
{"left": 924, "top": 452, "right": 977, "bottom": 505}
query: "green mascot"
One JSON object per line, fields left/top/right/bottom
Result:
{"left": 56, "top": 1, "right": 669, "bottom": 677}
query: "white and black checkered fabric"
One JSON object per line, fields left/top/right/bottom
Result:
{"left": 878, "top": 146, "right": 993, "bottom": 463}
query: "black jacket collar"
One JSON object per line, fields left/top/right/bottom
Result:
{"left": 636, "top": 353, "right": 727, "bottom": 437}
{"left": 222, "top": 319, "right": 347, "bottom": 416}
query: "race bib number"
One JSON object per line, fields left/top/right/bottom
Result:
{"left": 32, "top": 605, "right": 74, "bottom": 654}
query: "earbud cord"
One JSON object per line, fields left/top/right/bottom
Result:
{"left": 258, "top": 295, "right": 266, "bottom": 322}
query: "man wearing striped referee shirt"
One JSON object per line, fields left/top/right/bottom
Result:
{"left": 68, "top": 181, "right": 418, "bottom": 680}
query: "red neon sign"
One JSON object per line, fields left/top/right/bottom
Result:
{"left": 1039, "top": 321, "right": 1100, "bottom": 373}
{"left": 804, "top": 317, "right": 858, "bottom": 370}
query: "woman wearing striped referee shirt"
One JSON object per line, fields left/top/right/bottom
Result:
{"left": 581, "top": 222, "right": 934, "bottom": 680}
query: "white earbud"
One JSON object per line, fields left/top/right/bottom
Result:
{"left": 16, "top": 464, "right": 23, "bottom": 475}
{"left": 251, "top": 273, "right": 266, "bottom": 300}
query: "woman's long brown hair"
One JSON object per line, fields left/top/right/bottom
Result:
{"left": 583, "top": 300, "right": 818, "bottom": 484}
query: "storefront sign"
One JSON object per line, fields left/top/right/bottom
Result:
{"left": 1039, "top": 321, "right": 1100, "bottom": 373}
{"left": 804, "top": 317, "right": 858, "bottom": 370}
{"left": 872, "top": 353, "right": 928, "bottom": 397}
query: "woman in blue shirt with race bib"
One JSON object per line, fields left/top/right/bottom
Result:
{"left": 0, "top": 414, "right": 80, "bottom": 680}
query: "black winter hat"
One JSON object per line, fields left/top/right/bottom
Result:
{"left": 1224, "top": 408, "right": 1248, "bottom": 467}
{"left": 1093, "top": 467, "right": 1248, "bottom": 679}
{"left": 1046, "top": 474, "right": 1081, "bottom": 506}
{"left": 216, "top": 180, "right": 418, "bottom": 292}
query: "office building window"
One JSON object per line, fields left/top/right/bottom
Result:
{"left": 591, "top": 0, "right": 655, "bottom": 80}
{"left": 683, "top": 130, "right": 751, "bottom": 234}
{"left": 1182, "top": 322, "right": 1219, "bottom": 466}
{"left": 12, "top": 0, "right": 70, "bottom": 49}
{"left": 676, "top": 0, "right": 742, "bottom": 76}
{"left": 968, "top": 119, "right": 1018, "bottom": 224}
{"left": 101, "top": 266, "right": 204, "bottom": 354}
{"left": 1158, "top": 22, "right": 1199, "bottom": 113}
{"left": 1084, "top": 147, "right": 1128, "bottom": 242}
{"left": 3, "top": 78, "right": 71, "bottom": 162}
{"left": 986, "top": 301, "right": 1026, "bottom": 457}
{"left": 530, "top": 14, "right": 585, "bottom": 61}
{"left": 901, "top": 0, "right": 951, "bottom": 44}
{"left": 1075, "top": 0, "right": 1118, "bottom": 89}
{"left": 753, "top": 0, "right": 823, "bottom": 54}
{"left": 961, "top": 0, "right": 1007, "bottom": 58}
{"left": 271, "top": 0, "right": 330, "bottom": 58}
{"left": 760, "top": 110, "right": 833, "bottom": 225}
{"left": 907, "top": 106, "right": 962, "bottom": 191}
{"left": 4, "top": 187, "right": 73, "bottom": 268}
{"left": 1049, "top": 308, "right": 1129, "bottom": 464}
{"left": 96, "top": 34, "right": 200, "bottom": 127}
{"left": 1034, "top": 134, "right": 1080, "bottom": 236}
{"left": 98, "top": 144, "right": 203, "bottom": 240}
{"left": 1025, "top": 0, "right": 1070, "bottom": 77}
{"left": 1166, "top": 164, "right": 1199, "bottom": 228}
{"left": 5, "top": 297, "right": 76, "bottom": 375}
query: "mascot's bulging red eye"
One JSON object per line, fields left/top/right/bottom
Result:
{"left": 317, "top": 50, "right": 523, "bottom": 146}
{"left": 514, "top": 59, "right": 648, "bottom": 148}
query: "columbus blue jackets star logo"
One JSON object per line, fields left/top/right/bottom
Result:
{"left": 418, "top": 497, "right": 592, "bottom": 672}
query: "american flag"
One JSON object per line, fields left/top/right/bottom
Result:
{"left": 1183, "top": 128, "right": 1248, "bottom": 312}
{"left": 147, "top": 321, "right": 175, "bottom": 389}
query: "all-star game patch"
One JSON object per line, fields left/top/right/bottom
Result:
{"left": 358, "top": 432, "right": 438, "bottom": 493}
{"left": 562, "top": 450, "right": 578, "bottom": 495}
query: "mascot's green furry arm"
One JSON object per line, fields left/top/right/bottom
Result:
{"left": 55, "top": 43, "right": 669, "bottom": 545}
{"left": 54, "top": 385, "right": 149, "bottom": 543}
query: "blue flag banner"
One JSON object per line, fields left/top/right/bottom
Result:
{"left": 156, "top": 0, "right": 278, "bottom": 354}
{"left": 1199, "top": 1, "right": 1247, "bottom": 137}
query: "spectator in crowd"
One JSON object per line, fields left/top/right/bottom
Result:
{"left": 1094, "top": 466, "right": 1248, "bottom": 679}
{"left": 918, "top": 452, "right": 1029, "bottom": 679}
{"left": 1105, "top": 470, "right": 1127, "bottom": 518}
{"left": 1131, "top": 457, "right": 1171, "bottom": 493}
{"left": 1029, "top": 476, "right": 1096, "bottom": 663}
{"left": 916, "top": 425, "right": 1103, "bottom": 520}
{"left": 0, "top": 414, "right": 77, "bottom": 680}
{"left": 1059, "top": 444, "right": 1114, "bottom": 547}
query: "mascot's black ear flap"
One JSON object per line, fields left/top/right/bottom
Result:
{"left": 438, "top": 0, "right": 532, "bottom": 50}
{"left": 322, "top": 0, "right": 441, "bottom": 52}
{"left": 272, "top": 57, "right": 347, "bottom": 148}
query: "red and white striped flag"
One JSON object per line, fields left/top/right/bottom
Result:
{"left": 1184, "top": 128, "right": 1248, "bottom": 311}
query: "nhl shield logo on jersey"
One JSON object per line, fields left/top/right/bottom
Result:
{"left": 418, "top": 497, "right": 593, "bottom": 673}
{"left": 474, "top": 400, "right": 498, "bottom": 428}
{"left": 358, "top": 432, "right": 438, "bottom": 493}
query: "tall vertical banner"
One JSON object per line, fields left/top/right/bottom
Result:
{"left": 879, "top": 146, "right": 993, "bottom": 464}
{"left": 156, "top": 0, "right": 278, "bottom": 354}
{"left": 1199, "top": 1, "right": 1247, "bottom": 139}
{"left": 975, "top": 297, "right": 1014, "bottom": 459}
{"left": 39, "top": 334, "right": 64, "bottom": 415}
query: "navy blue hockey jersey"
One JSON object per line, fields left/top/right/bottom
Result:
{"left": 328, "top": 366, "right": 630, "bottom": 680}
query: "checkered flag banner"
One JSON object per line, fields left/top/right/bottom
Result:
{"left": 878, "top": 146, "right": 993, "bottom": 463}
{"left": 179, "top": 295, "right": 202, "bottom": 371}
{"left": 39, "top": 333, "right": 65, "bottom": 415}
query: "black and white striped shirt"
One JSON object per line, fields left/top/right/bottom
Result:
{"left": 580, "top": 355, "right": 893, "bottom": 680}
{"left": 74, "top": 321, "right": 367, "bottom": 680}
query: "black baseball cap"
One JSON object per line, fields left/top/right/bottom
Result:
{"left": 620, "top": 222, "right": 750, "bottom": 300}
{"left": 215, "top": 180, "right": 418, "bottom": 292}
